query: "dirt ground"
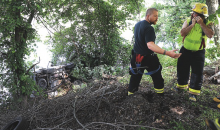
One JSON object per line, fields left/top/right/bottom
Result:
{"left": 0, "top": 77, "right": 220, "bottom": 130}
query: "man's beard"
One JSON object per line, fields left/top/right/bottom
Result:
{"left": 150, "top": 21, "right": 157, "bottom": 25}
{"left": 148, "top": 18, "right": 157, "bottom": 25}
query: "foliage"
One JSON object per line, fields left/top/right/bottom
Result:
{"left": 45, "top": 0, "right": 142, "bottom": 80}
{"left": 169, "top": 121, "right": 186, "bottom": 130}
{"left": 0, "top": 0, "right": 40, "bottom": 101}
{"left": 71, "top": 62, "right": 129, "bottom": 81}
{"left": 0, "top": 0, "right": 144, "bottom": 102}
{"left": 205, "top": 44, "right": 220, "bottom": 63}
{"left": 158, "top": 50, "right": 178, "bottom": 68}
{"left": 0, "top": 0, "right": 77, "bottom": 101}
{"left": 206, "top": 6, "right": 220, "bottom": 62}
{"left": 148, "top": 0, "right": 220, "bottom": 65}
{"left": 208, "top": 6, "right": 220, "bottom": 24}
{"left": 0, "top": 0, "right": 220, "bottom": 104}
{"left": 151, "top": 0, "right": 205, "bottom": 49}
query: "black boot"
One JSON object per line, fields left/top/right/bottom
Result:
{"left": 157, "top": 93, "right": 164, "bottom": 97}
{"left": 171, "top": 87, "right": 186, "bottom": 93}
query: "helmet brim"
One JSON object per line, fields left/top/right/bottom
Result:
{"left": 191, "top": 10, "right": 208, "bottom": 17}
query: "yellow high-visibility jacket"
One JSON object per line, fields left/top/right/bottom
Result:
{"left": 183, "top": 18, "right": 212, "bottom": 51}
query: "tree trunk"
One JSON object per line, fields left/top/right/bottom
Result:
{"left": 206, "top": 0, "right": 220, "bottom": 46}
{"left": 14, "top": 0, "right": 35, "bottom": 108}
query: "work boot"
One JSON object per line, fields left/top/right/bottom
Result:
{"left": 157, "top": 93, "right": 164, "bottom": 97}
{"left": 189, "top": 93, "right": 197, "bottom": 102}
{"left": 171, "top": 84, "right": 188, "bottom": 93}
{"left": 205, "top": 118, "right": 220, "bottom": 130}
{"left": 171, "top": 87, "right": 185, "bottom": 93}
{"left": 217, "top": 104, "right": 220, "bottom": 109}
{"left": 213, "top": 95, "right": 220, "bottom": 103}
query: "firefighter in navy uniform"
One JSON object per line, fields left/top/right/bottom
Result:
{"left": 172, "top": 3, "right": 214, "bottom": 101}
{"left": 128, "top": 8, "right": 181, "bottom": 96}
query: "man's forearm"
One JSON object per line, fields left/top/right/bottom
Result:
{"left": 147, "top": 42, "right": 165, "bottom": 54}
{"left": 180, "top": 24, "right": 194, "bottom": 37}
{"left": 147, "top": 42, "right": 182, "bottom": 58}
{"left": 199, "top": 22, "right": 214, "bottom": 38}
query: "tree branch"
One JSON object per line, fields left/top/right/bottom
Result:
{"left": 28, "top": 9, "right": 35, "bottom": 24}
{"left": 26, "top": 57, "right": 40, "bottom": 74}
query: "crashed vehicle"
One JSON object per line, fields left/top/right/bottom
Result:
{"left": 32, "top": 63, "right": 75, "bottom": 90}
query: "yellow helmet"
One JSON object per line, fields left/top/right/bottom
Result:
{"left": 192, "top": 3, "right": 208, "bottom": 17}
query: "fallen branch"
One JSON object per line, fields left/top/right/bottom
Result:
{"left": 73, "top": 97, "right": 88, "bottom": 130}
{"left": 208, "top": 71, "right": 220, "bottom": 81}
{"left": 26, "top": 57, "right": 40, "bottom": 74}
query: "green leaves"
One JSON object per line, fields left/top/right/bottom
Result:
{"left": 39, "top": 0, "right": 143, "bottom": 80}
{"left": 0, "top": 0, "right": 39, "bottom": 100}
{"left": 208, "top": 14, "right": 215, "bottom": 21}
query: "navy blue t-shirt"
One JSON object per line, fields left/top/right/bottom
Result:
{"left": 133, "top": 20, "right": 155, "bottom": 55}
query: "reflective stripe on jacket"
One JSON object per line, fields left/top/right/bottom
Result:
{"left": 183, "top": 18, "right": 211, "bottom": 51}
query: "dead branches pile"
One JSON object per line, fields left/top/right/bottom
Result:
{"left": 14, "top": 78, "right": 163, "bottom": 130}
{"left": 21, "top": 80, "right": 135, "bottom": 130}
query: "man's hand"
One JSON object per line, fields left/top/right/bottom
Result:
{"left": 195, "top": 16, "right": 214, "bottom": 38}
{"left": 195, "top": 16, "right": 203, "bottom": 25}
{"left": 166, "top": 49, "right": 182, "bottom": 59}
{"left": 192, "top": 17, "right": 197, "bottom": 25}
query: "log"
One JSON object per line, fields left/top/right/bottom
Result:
{"left": 208, "top": 71, "right": 220, "bottom": 81}
{"left": 203, "top": 67, "right": 216, "bottom": 75}
{"left": 217, "top": 79, "right": 220, "bottom": 84}
{"left": 203, "top": 66, "right": 219, "bottom": 75}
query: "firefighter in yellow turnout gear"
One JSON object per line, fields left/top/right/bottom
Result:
{"left": 173, "top": 3, "right": 214, "bottom": 101}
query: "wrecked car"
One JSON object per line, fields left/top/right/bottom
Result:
{"left": 32, "top": 63, "right": 75, "bottom": 90}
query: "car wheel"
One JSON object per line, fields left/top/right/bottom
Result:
{"left": 2, "top": 116, "right": 28, "bottom": 130}
{"left": 38, "top": 78, "right": 47, "bottom": 89}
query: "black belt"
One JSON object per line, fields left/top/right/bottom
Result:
{"left": 140, "top": 53, "right": 156, "bottom": 56}
{"left": 183, "top": 47, "right": 204, "bottom": 53}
